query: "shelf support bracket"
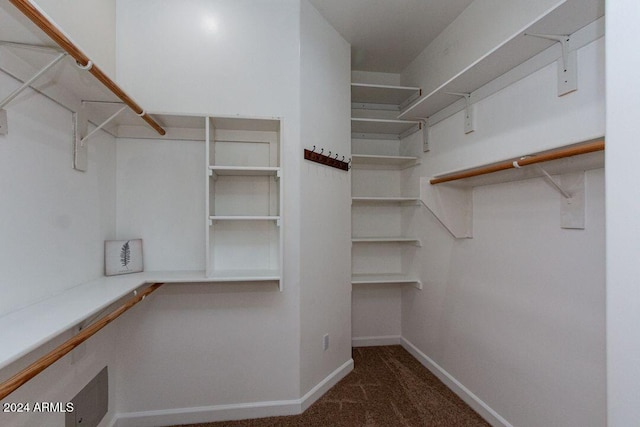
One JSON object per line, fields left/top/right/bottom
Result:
{"left": 534, "top": 165, "right": 572, "bottom": 199}
{"left": 525, "top": 33, "right": 576, "bottom": 96}
{"left": 420, "top": 119, "right": 429, "bottom": 152}
{"left": 444, "top": 92, "right": 474, "bottom": 134}
{"left": 0, "top": 52, "right": 67, "bottom": 134}
{"left": 73, "top": 102, "right": 127, "bottom": 171}
{"left": 0, "top": 52, "right": 66, "bottom": 110}
{"left": 530, "top": 165, "right": 585, "bottom": 229}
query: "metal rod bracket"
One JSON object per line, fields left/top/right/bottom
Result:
{"left": 525, "top": 33, "right": 577, "bottom": 96}
{"left": 535, "top": 165, "right": 572, "bottom": 199}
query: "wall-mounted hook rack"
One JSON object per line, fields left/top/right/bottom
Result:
{"left": 304, "top": 147, "right": 349, "bottom": 171}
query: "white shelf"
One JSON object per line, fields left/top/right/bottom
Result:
{"left": 0, "top": 270, "right": 282, "bottom": 371}
{"left": 0, "top": 9, "right": 163, "bottom": 138}
{"left": 352, "top": 237, "right": 421, "bottom": 246}
{"left": 351, "top": 274, "right": 422, "bottom": 289}
{"left": 351, "top": 118, "right": 421, "bottom": 140}
{"left": 399, "top": 0, "right": 604, "bottom": 120}
{"left": 351, "top": 154, "right": 419, "bottom": 169}
{"left": 209, "top": 166, "right": 280, "bottom": 176}
{"left": 351, "top": 83, "right": 421, "bottom": 111}
{"left": 352, "top": 197, "right": 419, "bottom": 204}
{"left": 206, "top": 269, "right": 280, "bottom": 282}
{"left": 209, "top": 215, "right": 280, "bottom": 221}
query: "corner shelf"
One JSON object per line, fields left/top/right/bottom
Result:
{"left": 351, "top": 83, "right": 421, "bottom": 111}
{"left": 209, "top": 216, "right": 280, "bottom": 222}
{"left": 352, "top": 196, "right": 419, "bottom": 204}
{"left": 352, "top": 237, "right": 421, "bottom": 246}
{"left": 351, "top": 274, "right": 422, "bottom": 290}
{"left": 209, "top": 166, "right": 281, "bottom": 177}
{"left": 351, "top": 118, "right": 422, "bottom": 140}
{"left": 351, "top": 154, "right": 419, "bottom": 169}
{"left": 399, "top": 0, "right": 604, "bottom": 121}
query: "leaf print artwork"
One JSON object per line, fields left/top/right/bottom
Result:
{"left": 121, "top": 240, "right": 131, "bottom": 268}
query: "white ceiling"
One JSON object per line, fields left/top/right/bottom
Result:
{"left": 308, "top": 0, "right": 474, "bottom": 74}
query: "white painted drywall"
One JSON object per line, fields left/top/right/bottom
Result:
{"left": 113, "top": 1, "right": 355, "bottom": 416}
{"left": 605, "top": 1, "right": 640, "bottom": 425}
{"left": 402, "top": 38, "right": 605, "bottom": 427}
{"left": 0, "top": 73, "right": 117, "bottom": 317}
{"left": 299, "top": 0, "right": 352, "bottom": 394}
{"left": 0, "top": 66, "right": 118, "bottom": 425}
{"left": 402, "top": 0, "right": 564, "bottom": 97}
{"left": 31, "top": 0, "right": 117, "bottom": 78}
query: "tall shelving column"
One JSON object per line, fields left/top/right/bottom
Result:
{"left": 206, "top": 117, "right": 283, "bottom": 289}
{"left": 350, "top": 83, "right": 423, "bottom": 289}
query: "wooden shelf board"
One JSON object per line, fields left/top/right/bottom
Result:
{"left": 351, "top": 83, "right": 421, "bottom": 107}
{"left": 399, "top": 0, "right": 604, "bottom": 120}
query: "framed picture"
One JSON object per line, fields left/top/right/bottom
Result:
{"left": 105, "top": 239, "right": 143, "bottom": 276}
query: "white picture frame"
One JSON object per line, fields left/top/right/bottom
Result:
{"left": 105, "top": 239, "right": 143, "bottom": 276}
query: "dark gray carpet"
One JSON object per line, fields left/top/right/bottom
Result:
{"left": 178, "top": 345, "right": 490, "bottom": 426}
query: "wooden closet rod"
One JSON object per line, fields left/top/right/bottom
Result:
{"left": 0, "top": 283, "right": 163, "bottom": 400}
{"left": 8, "top": 0, "right": 166, "bottom": 136}
{"left": 430, "top": 139, "right": 605, "bottom": 185}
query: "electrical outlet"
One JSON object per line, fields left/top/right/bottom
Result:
{"left": 323, "top": 334, "right": 329, "bottom": 351}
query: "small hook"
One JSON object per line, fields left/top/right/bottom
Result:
{"left": 311, "top": 145, "right": 316, "bottom": 152}
{"left": 320, "top": 148, "right": 324, "bottom": 154}
{"left": 334, "top": 153, "right": 339, "bottom": 159}
{"left": 328, "top": 151, "right": 331, "bottom": 157}
{"left": 342, "top": 156, "right": 345, "bottom": 161}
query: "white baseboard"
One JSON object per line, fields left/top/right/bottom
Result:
{"left": 112, "top": 358, "right": 353, "bottom": 427}
{"left": 352, "top": 335, "right": 401, "bottom": 347}
{"left": 400, "top": 337, "right": 513, "bottom": 427}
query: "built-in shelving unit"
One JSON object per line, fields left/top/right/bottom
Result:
{"left": 399, "top": 0, "right": 604, "bottom": 123}
{"left": 350, "top": 82, "right": 423, "bottom": 289}
{"left": 206, "top": 116, "right": 283, "bottom": 289}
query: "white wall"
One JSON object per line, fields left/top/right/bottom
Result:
{"left": 299, "top": 0, "right": 352, "bottom": 394}
{"left": 110, "top": 0, "right": 350, "bottom": 424}
{"left": 32, "top": 0, "right": 117, "bottom": 78}
{"left": 402, "top": 38, "right": 605, "bottom": 427}
{"left": 605, "top": 1, "right": 640, "bottom": 425}
{"left": 0, "top": 72, "right": 117, "bottom": 316}
{"left": 0, "top": 65, "right": 118, "bottom": 425}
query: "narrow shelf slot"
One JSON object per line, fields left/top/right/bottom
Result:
{"left": 352, "top": 197, "right": 419, "bottom": 203}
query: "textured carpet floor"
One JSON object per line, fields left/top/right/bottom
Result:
{"left": 178, "top": 345, "right": 489, "bottom": 426}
